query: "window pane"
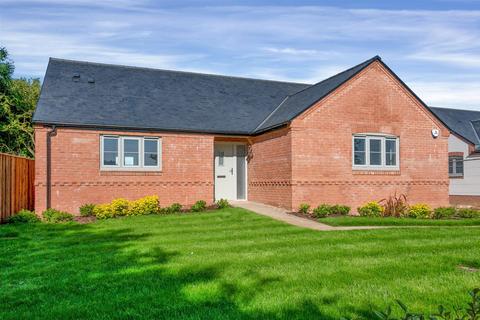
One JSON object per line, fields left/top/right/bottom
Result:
{"left": 144, "top": 139, "right": 158, "bottom": 167}
{"left": 369, "top": 139, "right": 382, "bottom": 165}
{"left": 219, "top": 151, "right": 224, "bottom": 166}
{"left": 104, "top": 137, "right": 118, "bottom": 152}
{"left": 448, "top": 157, "right": 454, "bottom": 174}
{"left": 144, "top": 139, "right": 158, "bottom": 153}
{"left": 124, "top": 153, "right": 139, "bottom": 166}
{"left": 385, "top": 139, "right": 396, "bottom": 166}
{"left": 354, "top": 138, "right": 366, "bottom": 165}
{"left": 103, "top": 137, "right": 118, "bottom": 166}
{"left": 455, "top": 157, "right": 464, "bottom": 174}
{"left": 144, "top": 153, "right": 158, "bottom": 166}
{"left": 103, "top": 152, "right": 118, "bottom": 166}
{"left": 123, "top": 139, "right": 139, "bottom": 166}
{"left": 124, "top": 139, "right": 139, "bottom": 153}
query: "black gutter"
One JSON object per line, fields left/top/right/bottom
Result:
{"left": 46, "top": 125, "right": 57, "bottom": 209}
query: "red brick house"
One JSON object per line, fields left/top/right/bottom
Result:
{"left": 33, "top": 56, "right": 451, "bottom": 214}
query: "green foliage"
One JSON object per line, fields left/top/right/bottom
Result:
{"left": 406, "top": 203, "right": 432, "bottom": 219}
{"left": 129, "top": 196, "right": 160, "bottom": 215}
{"left": 79, "top": 204, "right": 96, "bottom": 217}
{"left": 191, "top": 200, "right": 207, "bottom": 212}
{"left": 42, "top": 209, "right": 74, "bottom": 223}
{"left": 160, "top": 203, "right": 183, "bottom": 214}
{"left": 216, "top": 199, "right": 230, "bottom": 209}
{"left": 380, "top": 193, "right": 408, "bottom": 217}
{"left": 0, "top": 47, "right": 40, "bottom": 158}
{"left": 299, "top": 203, "right": 311, "bottom": 214}
{"left": 371, "top": 288, "right": 480, "bottom": 320}
{"left": 432, "top": 207, "right": 457, "bottom": 220}
{"left": 312, "top": 204, "right": 331, "bottom": 218}
{"left": 0, "top": 47, "right": 14, "bottom": 94}
{"left": 457, "top": 208, "right": 480, "bottom": 219}
{"left": 6, "top": 209, "right": 40, "bottom": 224}
{"left": 358, "top": 201, "right": 384, "bottom": 217}
{"left": 330, "top": 205, "right": 351, "bottom": 216}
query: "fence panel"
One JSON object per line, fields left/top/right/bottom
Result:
{"left": 0, "top": 153, "right": 35, "bottom": 223}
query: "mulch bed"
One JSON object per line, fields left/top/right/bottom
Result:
{"left": 74, "top": 216, "right": 97, "bottom": 224}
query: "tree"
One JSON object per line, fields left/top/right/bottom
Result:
{"left": 0, "top": 47, "right": 39, "bottom": 158}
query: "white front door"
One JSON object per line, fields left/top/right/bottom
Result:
{"left": 214, "top": 143, "right": 247, "bottom": 201}
{"left": 214, "top": 143, "right": 236, "bottom": 200}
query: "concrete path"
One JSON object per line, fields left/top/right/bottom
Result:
{"left": 231, "top": 201, "right": 385, "bottom": 231}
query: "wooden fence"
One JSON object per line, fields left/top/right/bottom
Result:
{"left": 0, "top": 153, "right": 35, "bottom": 223}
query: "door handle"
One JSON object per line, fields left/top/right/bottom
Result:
{"left": 230, "top": 168, "right": 234, "bottom": 175}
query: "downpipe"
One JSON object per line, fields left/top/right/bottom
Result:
{"left": 46, "top": 125, "right": 57, "bottom": 209}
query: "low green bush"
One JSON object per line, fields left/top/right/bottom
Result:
{"left": 159, "top": 203, "right": 183, "bottom": 214}
{"left": 216, "top": 199, "right": 230, "bottom": 209}
{"left": 191, "top": 200, "right": 207, "bottom": 212}
{"left": 457, "top": 208, "right": 480, "bottom": 219}
{"left": 79, "top": 204, "right": 96, "bottom": 217}
{"left": 42, "top": 209, "right": 74, "bottom": 223}
{"left": 406, "top": 203, "right": 432, "bottom": 219}
{"left": 7, "top": 210, "right": 40, "bottom": 224}
{"left": 312, "top": 204, "right": 331, "bottom": 218}
{"left": 330, "top": 204, "right": 350, "bottom": 216}
{"left": 357, "top": 201, "right": 383, "bottom": 217}
{"left": 432, "top": 206, "right": 456, "bottom": 219}
{"left": 299, "top": 203, "right": 311, "bottom": 214}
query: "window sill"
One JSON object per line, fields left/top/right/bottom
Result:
{"left": 352, "top": 169, "right": 401, "bottom": 176}
{"left": 100, "top": 171, "right": 163, "bottom": 176}
{"left": 449, "top": 176, "right": 464, "bottom": 179}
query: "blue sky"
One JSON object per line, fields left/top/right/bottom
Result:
{"left": 1, "top": 0, "right": 480, "bottom": 110}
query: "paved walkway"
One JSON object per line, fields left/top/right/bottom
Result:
{"left": 231, "top": 201, "right": 386, "bottom": 231}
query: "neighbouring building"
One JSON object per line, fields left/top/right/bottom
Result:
{"left": 33, "top": 56, "right": 455, "bottom": 214}
{"left": 430, "top": 107, "right": 480, "bottom": 207}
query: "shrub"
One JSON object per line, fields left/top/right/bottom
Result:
{"left": 380, "top": 193, "right": 408, "bottom": 217}
{"left": 169, "top": 203, "right": 183, "bottom": 213}
{"left": 357, "top": 201, "right": 383, "bottom": 217}
{"left": 371, "top": 288, "right": 480, "bottom": 320}
{"left": 129, "top": 195, "right": 160, "bottom": 216}
{"left": 330, "top": 205, "right": 350, "bottom": 216}
{"left": 6, "top": 210, "right": 40, "bottom": 224}
{"left": 299, "top": 203, "right": 311, "bottom": 214}
{"left": 79, "top": 204, "right": 96, "bottom": 217}
{"left": 93, "top": 204, "right": 115, "bottom": 219}
{"left": 191, "top": 200, "right": 207, "bottom": 212}
{"left": 312, "top": 204, "right": 331, "bottom": 218}
{"left": 110, "top": 198, "right": 130, "bottom": 216}
{"left": 432, "top": 206, "right": 456, "bottom": 219}
{"left": 406, "top": 203, "right": 432, "bottom": 219}
{"left": 457, "top": 208, "right": 480, "bottom": 219}
{"left": 42, "top": 209, "right": 74, "bottom": 223}
{"left": 216, "top": 199, "right": 230, "bottom": 209}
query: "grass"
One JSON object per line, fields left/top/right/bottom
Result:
{"left": 1, "top": 207, "right": 479, "bottom": 319}
{"left": 321, "top": 216, "right": 480, "bottom": 226}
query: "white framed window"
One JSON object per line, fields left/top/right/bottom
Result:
{"left": 101, "top": 135, "right": 161, "bottom": 171}
{"left": 448, "top": 156, "right": 464, "bottom": 178}
{"left": 352, "top": 134, "right": 399, "bottom": 170}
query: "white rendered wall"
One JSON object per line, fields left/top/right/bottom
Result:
{"left": 448, "top": 134, "right": 480, "bottom": 196}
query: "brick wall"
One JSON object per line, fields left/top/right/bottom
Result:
{"left": 35, "top": 127, "right": 214, "bottom": 214}
{"left": 289, "top": 61, "right": 450, "bottom": 212}
{"left": 248, "top": 128, "right": 292, "bottom": 209}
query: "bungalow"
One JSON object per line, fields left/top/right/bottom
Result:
{"left": 33, "top": 56, "right": 453, "bottom": 214}
{"left": 430, "top": 107, "right": 480, "bottom": 206}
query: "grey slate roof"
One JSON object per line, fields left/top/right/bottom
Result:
{"left": 429, "top": 107, "right": 480, "bottom": 146}
{"left": 33, "top": 56, "right": 381, "bottom": 135}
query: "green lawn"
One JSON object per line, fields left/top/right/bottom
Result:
{"left": 321, "top": 216, "right": 480, "bottom": 226}
{"left": 1, "top": 208, "right": 479, "bottom": 319}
